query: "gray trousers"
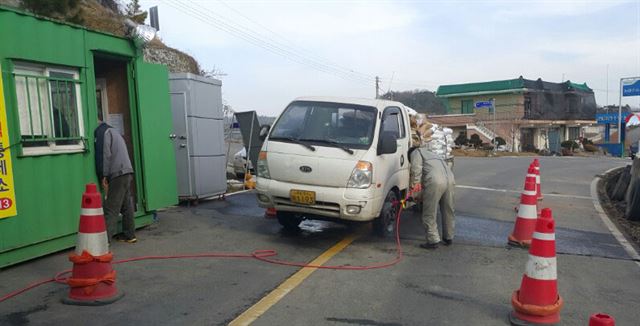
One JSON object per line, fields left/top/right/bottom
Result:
{"left": 421, "top": 180, "right": 455, "bottom": 244}
{"left": 104, "top": 174, "right": 135, "bottom": 238}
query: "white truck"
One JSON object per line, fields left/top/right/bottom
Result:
{"left": 255, "top": 96, "right": 413, "bottom": 236}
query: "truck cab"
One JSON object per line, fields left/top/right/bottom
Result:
{"left": 255, "top": 96, "right": 412, "bottom": 236}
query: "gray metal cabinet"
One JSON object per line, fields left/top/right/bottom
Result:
{"left": 169, "top": 73, "right": 226, "bottom": 201}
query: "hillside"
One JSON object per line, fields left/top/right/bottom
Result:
{"left": 0, "top": 0, "right": 201, "bottom": 74}
{"left": 380, "top": 89, "right": 447, "bottom": 115}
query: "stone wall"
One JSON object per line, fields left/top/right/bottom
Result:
{"left": 143, "top": 43, "right": 200, "bottom": 74}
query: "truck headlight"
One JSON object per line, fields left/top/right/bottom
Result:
{"left": 257, "top": 151, "right": 270, "bottom": 179}
{"left": 347, "top": 161, "right": 372, "bottom": 189}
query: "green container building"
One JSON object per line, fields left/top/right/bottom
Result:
{"left": 0, "top": 7, "right": 178, "bottom": 267}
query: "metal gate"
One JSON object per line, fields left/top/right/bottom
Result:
{"left": 548, "top": 128, "right": 561, "bottom": 153}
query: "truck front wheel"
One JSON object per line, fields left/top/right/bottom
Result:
{"left": 277, "top": 211, "right": 303, "bottom": 230}
{"left": 373, "top": 191, "right": 398, "bottom": 238}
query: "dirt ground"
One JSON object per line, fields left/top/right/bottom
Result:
{"left": 598, "top": 167, "right": 640, "bottom": 247}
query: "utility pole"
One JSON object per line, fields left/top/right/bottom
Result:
{"left": 619, "top": 78, "right": 623, "bottom": 145}
{"left": 491, "top": 98, "right": 496, "bottom": 153}
{"left": 375, "top": 76, "right": 380, "bottom": 99}
{"left": 606, "top": 64, "right": 609, "bottom": 108}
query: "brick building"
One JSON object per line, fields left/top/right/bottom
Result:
{"left": 433, "top": 76, "right": 596, "bottom": 152}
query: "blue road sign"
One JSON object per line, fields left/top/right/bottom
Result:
{"left": 474, "top": 101, "right": 492, "bottom": 108}
{"left": 623, "top": 78, "right": 640, "bottom": 97}
{"left": 596, "top": 113, "right": 620, "bottom": 124}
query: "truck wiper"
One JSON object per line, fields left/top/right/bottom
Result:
{"left": 269, "top": 137, "right": 316, "bottom": 151}
{"left": 300, "top": 138, "right": 354, "bottom": 155}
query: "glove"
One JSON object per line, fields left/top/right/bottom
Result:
{"left": 411, "top": 184, "right": 422, "bottom": 193}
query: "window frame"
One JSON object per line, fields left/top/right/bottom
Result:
{"left": 524, "top": 96, "right": 532, "bottom": 119}
{"left": 381, "top": 106, "right": 406, "bottom": 139}
{"left": 12, "top": 61, "right": 86, "bottom": 156}
{"left": 461, "top": 99, "right": 474, "bottom": 114}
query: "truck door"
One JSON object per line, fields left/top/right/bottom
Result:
{"left": 378, "top": 107, "right": 409, "bottom": 192}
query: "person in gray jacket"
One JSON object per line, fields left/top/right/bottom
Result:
{"left": 410, "top": 144, "right": 456, "bottom": 250}
{"left": 95, "top": 121, "right": 136, "bottom": 243}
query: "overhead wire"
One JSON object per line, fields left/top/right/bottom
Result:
{"left": 162, "top": 0, "right": 375, "bottom": 87}
{"left": 215, "top": 0, "right": 376, "bottom": 81}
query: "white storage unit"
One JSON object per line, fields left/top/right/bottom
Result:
{"left": 169, "top": 73, "right": 226, "bottom": 201}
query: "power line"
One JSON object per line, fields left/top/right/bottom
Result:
{"left": 215, "top": 0, "right": 376, "bottom": 81}
{"left": 162, "top": 0, "right": 375, "bottom": 86}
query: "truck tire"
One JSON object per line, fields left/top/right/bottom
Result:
{"left": 277, "top": 211, "right": 303, "bottom": 230}
{"left": 373, "top": 191, "right": 398, "bottom": 238}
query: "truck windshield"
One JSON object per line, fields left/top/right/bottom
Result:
{"left": 269, "top": 101, "right": 377, "bottom": 150}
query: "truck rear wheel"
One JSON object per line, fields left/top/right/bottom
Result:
{"left": 373, "top": 191, "right": 398, "bottom": 238}
{"left": 277, "top": 211, "right": 303, "bottom": 230}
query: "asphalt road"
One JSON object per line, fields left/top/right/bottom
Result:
{"left": 1, "top": 156, "right": 638, "bottom": 326}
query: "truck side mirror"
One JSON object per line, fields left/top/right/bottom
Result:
{"left": 378, "top": 131, "right": 397, "bottom": 155}
{"left": 259, "top": 125, "right": 270, "bottom": 141}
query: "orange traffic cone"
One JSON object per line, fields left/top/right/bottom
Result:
{"left": 533, "top": 159, "right": 543, "bottom": 201}
{"left": 589, "top": 313, "right": 615, "bottom": 326}
{"left": 63, "top": 184, "right": 123, "bottom": 305}
{"left": 508, "top": 168, "right": 538, "bottom": 247}
{"left": 510, "top": 208, "right": 563, "bottom": 325}
{"left": 514, "top": 165, "right": 541, "bottom": 215}
{"left": 265, "top": 207, "right": 277, "bottom": 219}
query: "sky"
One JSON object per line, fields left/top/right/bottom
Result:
{"left": 138, "top": 0, "right": 640, "bottom": 116}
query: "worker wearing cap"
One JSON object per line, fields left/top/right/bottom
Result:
{"left": 409, "top": 120, "right": 456, "bottom": 249}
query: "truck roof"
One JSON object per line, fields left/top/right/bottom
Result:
{"left": 292, "top": 96, "right": 406, "bottom": 111}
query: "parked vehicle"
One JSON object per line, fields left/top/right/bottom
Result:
{"left": 233, "top": 147, "right": 253, "bottom": 179}
{"left": 255, "top": 97, "right": 412, "bottom": 236}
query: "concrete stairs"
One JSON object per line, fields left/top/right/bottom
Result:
{"left": 466, "top": 122, "right": 513, "bottom": 151}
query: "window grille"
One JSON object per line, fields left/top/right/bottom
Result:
{"left": 12, "top": 63, "right": 85, "bottom": 154}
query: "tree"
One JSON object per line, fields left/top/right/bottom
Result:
{"left": 380, "top": 89, "right": 447, "bottom": 115}
{"left": 469, "top": 134, "right": 482, "bottom": 148}
{"left": 561, "top": 140, "right": 579, "bottom": 151}
{"left": 200, "top": 66, "right": 227, "bottom": 78}
{"left": 454, "top": 132, "right": 469, "bottom": 146}
{"left": 492, "top": 137, "right": 506, "bottom": 146}
{"left": 125, "top": 0, "right": 147, "bottom": 24}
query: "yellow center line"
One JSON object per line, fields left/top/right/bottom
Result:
{"left": 228, "top": 234, "right": 358, "bottom": 326}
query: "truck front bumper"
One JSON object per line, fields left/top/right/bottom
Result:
{"left": 256, "top": 179, "right": 383, "bottom": 222}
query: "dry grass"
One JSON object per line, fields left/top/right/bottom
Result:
{"left": 147, "top": 39, "right": 201, "bottom": 74}
{"left": 81, "top": 1, "right": 127, "bottom": 36}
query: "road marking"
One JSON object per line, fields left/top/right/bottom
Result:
{"left": 228, "top": 234, "right": 358, "bottom": 326}
{"left": 455, "top": 185, "right": 592, "bottom": 200}
{"left": 590, "top": 169, "right": 640, "bottom": 268}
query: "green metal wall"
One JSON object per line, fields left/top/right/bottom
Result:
{"left": 0, "top": 8, "right": 177, "bottom": 267}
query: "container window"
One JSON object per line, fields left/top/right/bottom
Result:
{"left": 12, "top": 62, "right": 85, "bottom": 155}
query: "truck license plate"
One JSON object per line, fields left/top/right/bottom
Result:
{"left": 290, "top": 190, "right": 316, "bottom": 205}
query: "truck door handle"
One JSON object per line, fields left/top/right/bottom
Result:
{"left": 400, "top": 155, "right": 405, "bottom": 167}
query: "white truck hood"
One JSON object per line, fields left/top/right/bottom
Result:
{"left": 265, "top": 141, "right": 368, "bottom": 188}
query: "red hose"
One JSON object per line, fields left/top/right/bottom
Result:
{"left": 1, "top": 188, "right": 417, "bottom": 303}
